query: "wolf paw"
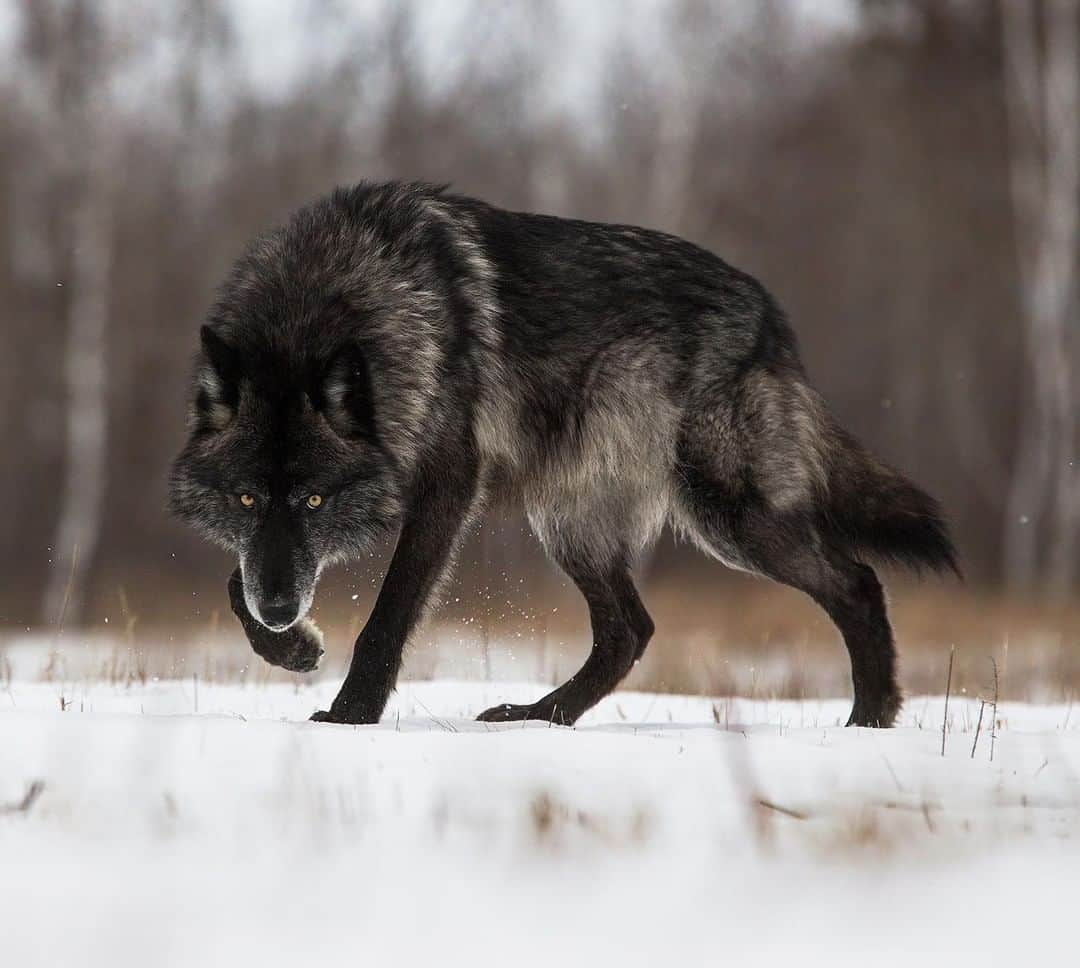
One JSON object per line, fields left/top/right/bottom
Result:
{"left": 845, "top": 691, "right": 902, "bottom": 728}
{"left": 282, "top": 617, "right": 325, "bottom": 672}
{"left": 476, "top": 702, "right": 571, "bottom": 726}
{"left": 250, "top": 617, "right": 324, "bottom": 673}
{"left": 309, "top": 697, "right": 381, "bottom": 725}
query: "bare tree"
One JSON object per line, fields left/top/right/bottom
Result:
{"left": 1000, "top": 0, "right": 1080, "bottom": 593}
{"left": 24, "top": 1, "right": 117, "bottom": 626}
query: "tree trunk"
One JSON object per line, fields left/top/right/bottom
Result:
{"left": 1000, "top": 0, "right": 1080, "bottom": 594}
{"left": 1043, "top": 0, "right": 1080, "bottom": 590}
{"left": 42, "top": 135, "right": 113, "bottom": 627}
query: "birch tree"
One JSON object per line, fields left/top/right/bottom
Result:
{"left": 24, "top": 1, "right": 117, "bottom": 627}
{"left": 1000, "top": 0, "right": 1080, "bottom": 593}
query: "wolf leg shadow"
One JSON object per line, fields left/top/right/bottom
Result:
{"left": 227, "top": 567, "right": 324, "bottom": 673}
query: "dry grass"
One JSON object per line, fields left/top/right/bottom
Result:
{"left": 626, "top": 574, "right": 1080, "bottom": 703}
{"left": 4, "top": 571, "right": 1080, "bottom": 704}
{"left": 527, "top": 791, "right": 652, "bottom": 851}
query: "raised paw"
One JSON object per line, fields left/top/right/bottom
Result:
{"left": 251, "top": 617, "right": 324, "bottom": 673}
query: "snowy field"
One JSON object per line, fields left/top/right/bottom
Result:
{"left": 3, "top": 669, "right": 1080, "bottom": 966}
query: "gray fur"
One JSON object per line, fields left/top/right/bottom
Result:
{"left": 170, "top": 180, "right": 956, "bottom": 727}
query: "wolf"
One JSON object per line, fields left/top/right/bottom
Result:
{"left": 169, "top": 180, "right": 956, "bottom": 728}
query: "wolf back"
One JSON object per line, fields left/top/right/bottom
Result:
{"left": 169, "top": 180, "right": 956, "bottom": 728}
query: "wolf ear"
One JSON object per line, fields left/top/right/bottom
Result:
{"left": 316, "top": 342, "right": 376, "bottom": 440}
{"left": 193, "top": 325, "right": 240, "bottom": 431}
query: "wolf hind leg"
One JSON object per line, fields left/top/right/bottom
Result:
{"left": 677, "top": 465, "right": 901, "bottom": 728}
{"left": 477, "top": 549, "right": 654, "bottom": 726}
{"left": 764, "top": 545, "right": 901, "bottom": 728}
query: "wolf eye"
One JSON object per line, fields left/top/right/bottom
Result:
{"left": 239, "top": 493, "right": 255, "bottom": 508}
{"left": 306, "top": 494, "right": 323, "bottom": 509}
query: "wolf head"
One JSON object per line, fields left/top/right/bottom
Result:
{"left": 169, "top": 322, "right": 402, "bottom": 631}
{"left": 170, "top": 185, "right": 463, "bottom": 631}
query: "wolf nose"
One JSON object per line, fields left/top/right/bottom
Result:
{"left": 260, "top": 599, "right": 299, "bottom": 629}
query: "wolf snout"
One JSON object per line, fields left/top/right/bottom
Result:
{"left": 258, "top": 597, "right": 301, "bottom": 630}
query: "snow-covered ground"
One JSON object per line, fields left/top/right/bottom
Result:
{"left": 3, "top": 673, "right": 1079, "bottom": 967}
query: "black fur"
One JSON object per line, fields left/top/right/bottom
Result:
{"left": 169, "top": 180, "right": 957, "bottom": 729}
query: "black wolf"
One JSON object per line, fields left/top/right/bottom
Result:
{"left": 169, "top": 181, "right": 956, "bottom": 728}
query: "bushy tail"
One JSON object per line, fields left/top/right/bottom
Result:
{"left": 822, "top": 427, "right": 959, "bottom": 576}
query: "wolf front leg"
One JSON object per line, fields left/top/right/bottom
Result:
{"left": 227, "top": 568, "right": 325, "bottom": 673}
{"left": 311, "top": 455, "right": 480, "bottom": 725}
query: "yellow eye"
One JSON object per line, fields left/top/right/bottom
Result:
{"left": 239, "top": 493, "right": 255, "bottom": 508}
{"left": 306, "top": 494, "right": 323, "bottom": 509}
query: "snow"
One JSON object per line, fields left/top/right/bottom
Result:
{"left": 2, "top": 674, "right": 1079, "bottom": 966}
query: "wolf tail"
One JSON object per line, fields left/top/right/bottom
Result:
{"left": 821, "top": 425, "right": 959, "bottom": 577}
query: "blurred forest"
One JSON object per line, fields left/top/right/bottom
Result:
{"left": 1, "top": 0, "right": 1078, "bottom": 643}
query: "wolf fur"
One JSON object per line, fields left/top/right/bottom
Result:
{"left": 169, "top": 180, "right": 956, "bottom": 728}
